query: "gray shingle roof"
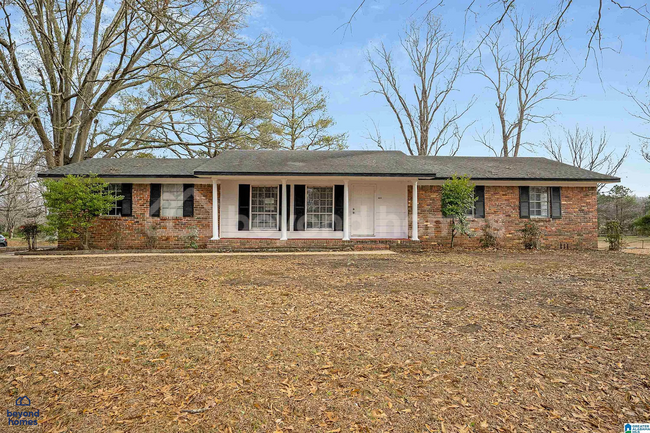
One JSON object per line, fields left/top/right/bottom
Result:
{"left": 37, "top": 150, "right": 620, "bottom": 182}
{"left": 193, "top": 150, "right": 435, "bottom": 176}
{"left": 414, "top": 156, "right": 620, "bottom": 181}
{"left": 38, "top": 158, "right": 209, "bottom": 178}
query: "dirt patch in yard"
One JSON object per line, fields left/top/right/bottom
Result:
{"left": 0, "top": 251, "right": 649, "bottom": 432}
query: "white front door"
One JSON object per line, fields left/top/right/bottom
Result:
{"left": 351, "top": 185, "right": 375, "bottom": 236}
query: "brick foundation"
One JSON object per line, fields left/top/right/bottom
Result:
{"left": 59, "top": 184, "right": 598, "bottom": 251}
{"left": 408, "top": 185, "right": 598, "bottom": 249}
{"left": 206, "top": 238, "right": 419, "bottom": 252}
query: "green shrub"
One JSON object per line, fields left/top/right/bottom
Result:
{"left": 441, "top": 175, "right": 476, "bottom": 248}
{"left": 17, "top": 223, "right": 40, "bottom": 251}
{"left": 480, "top": 221, "right": 499, "bottom": 248}
{"left": 520, "top": 221, "right": 541, "bottom": 249}
{"left": 184, "top": 226, "right": 200, "bottom": 249}
{"left": 605, "top": 220, "right": 624, "bottom": 251}
{"left": 633, "top": 213, "right": 650, "bottom": 236}
{"left": 43, "top": 175, "right": 118, "bottom": 250}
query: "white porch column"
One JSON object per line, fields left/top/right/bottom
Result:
{"left": 281, "top": 178, "right": 288, "bottom": 240}
{"left": 343, "top": 180, "right": 350, "bottom": 241}
{"left": 412, "top": 180, "right": 419, "bottom": 241}
{"left": 211, "top": 178, "right": 219, "bottom": 240}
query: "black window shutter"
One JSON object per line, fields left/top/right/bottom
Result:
{"left": 519, "top": 186, "right": 530, "bottom": 219}
{"left": 183, "top": 184, "right": 194, "bottom": 217}
{"left": 238, "top": 184, "right": 250, "bottom": 231}
{"left": 121, "top": 183, "right": 133, "bottom": 216}
{"left": 150, "top": 184, "right": 161, "bottom": 217}
{"left": 334, "top": 185, "right": 344, "bottom": 231}
{"left": 474, "top": 185, "right": 485, "bottom": 218}
{"left": 294, "top": 185, "right": 306, "bottom": 231}
{"left": 551, "top": 187, "right": 562, "bottom": 219}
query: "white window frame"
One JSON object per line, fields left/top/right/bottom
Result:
{"left": 464, "top": 187, "right": 484, "bottom": 219}
{"left": 107, "top": 183, "right": 123, "bottom": 216}
{"left": 465, "top": 190, "right": 477, "bottom": 219}
{"left": 306, "top": 186, "right": 334, "bottom": 231}
{"left": 529, "top": 186, "right": 549, "bottom": 218}
{"left": 161, "top": 184, "right": 184, "bottom": 217}
{"left": 250, "top": 185, "right": 279, "bottom": 231}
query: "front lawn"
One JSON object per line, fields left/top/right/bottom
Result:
{"left": 1, "top": 251, "right": 649, "bottom": 432}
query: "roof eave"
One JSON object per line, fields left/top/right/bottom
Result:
{"left": 37, "top": 173, "right": 200, "bottom": 179}
{"left": 193, "top": 171, "right": 437, "bottom": 177}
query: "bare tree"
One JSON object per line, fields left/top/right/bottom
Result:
{"left": 346, "top": 1, "right": 650, "bottom": 67}
{"left": 0, "top": 0, "right": 286, "bottom": 168}
{"left": 472, "top": 12, "right": 569, "bottom": 157}
{"left": 366, "top": 15, "right": 473, "bottom": 156}
{"left": 364, "top": 119, "right": 399, "bottom": 151}
{"left": 541, "top": 125, "right": 628, "bottom": 190}
{"left": 626, "top": 90, "right": 650, "bottom": 164}
{"left": 0, "top": 122, "right": 43, "bottom": 237}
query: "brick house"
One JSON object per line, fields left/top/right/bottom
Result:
{"left": 37, "top": 150, "right": 618, "bottom": 250}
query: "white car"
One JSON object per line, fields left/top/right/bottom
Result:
{"left": 0, "top": 234, "right": 6, "bottom": 247}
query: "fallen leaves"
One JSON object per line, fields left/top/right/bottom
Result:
{"left": 0, "top": 251, "right": 649, "bottom": 432}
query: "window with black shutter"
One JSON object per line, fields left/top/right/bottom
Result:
{"left": 334, "top": 185, "right": 344, "bottom": 230}
{"left": 293, "top": 185, "right": 306, "bottom": 231}
{"left": 519, "top": 186, "right": 530, "bottom": 218}
{"left": 520, "top": 186, "right": 560, "bottom": 219}
{"left": 150, "top": 184, "right": 161, "bottom": 217}
{"left": 551, "top": 187, "right": 561, "bottom": 219}
{"left": 238, "top": 184, "right": 250, "bottom": 231}
{"left": 183, "top": 184, "right": 194, "bottom": 217}
{"left": 121, "top": 184, "right": 132, "bottom": 216}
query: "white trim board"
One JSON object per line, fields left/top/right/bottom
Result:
{"left": 417, "top": 180, "right": 601, "bottom": 187}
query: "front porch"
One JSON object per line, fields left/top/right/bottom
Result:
{"left": 208, "top": 177, "right": 422, "bottom": 242}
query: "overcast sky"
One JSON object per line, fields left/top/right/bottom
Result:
{"left": 246, "top": 0, "right": 650, "bottom": 196}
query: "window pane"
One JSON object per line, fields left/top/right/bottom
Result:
{"left": 161, "top": 184, "right": 184, "bottom": 217}
{"left": 465, "top": 190, "right": 475, "bottom": 217}
{"left": 529, "top": 187, "right": 548, "bottom": 217}
{"left": 251, "top": 186, "right": 278, "bottom": 230}
{"left": 107, "top": 184, "right": 122, "bottom": 216}
{"left": 306, "top": 187, "right": 333, "bottom": 229}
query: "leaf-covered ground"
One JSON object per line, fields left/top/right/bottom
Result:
{"left": 1, "top": 251, "right": 649, "bottom": 432}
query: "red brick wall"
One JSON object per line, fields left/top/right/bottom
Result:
{"left": 59, "top": 183, "right": 216, "bottom": 250}
{"left": 60, "top": 183, "right": 597, "bottom": 250}
{"left": 408, "top": 185, "right": 598, "bottom": 249}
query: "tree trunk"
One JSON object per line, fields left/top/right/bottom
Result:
{"left": 450, "top": 219, "right": 456, "bottom": 249}
{"left": 83, "top": 231, "right": 90, "bottom": 250}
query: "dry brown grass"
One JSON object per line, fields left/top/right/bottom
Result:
{"left": 5, "top": 238, "right": 57, "bottom": 248}
{"left": 1, "top": 251, "right": 649, "bottom": 432}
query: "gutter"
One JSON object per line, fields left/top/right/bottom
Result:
{"left": 37, "top": 172, "right": 620, "bottom": 183}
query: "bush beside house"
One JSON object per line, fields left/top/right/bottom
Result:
{"left": 43, "top": 175, "right": 118, "bottom": 250}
